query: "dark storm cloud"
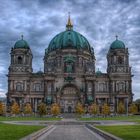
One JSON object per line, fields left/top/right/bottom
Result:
{"left": 0, "top": 0, "right": 140, "bottom": 99}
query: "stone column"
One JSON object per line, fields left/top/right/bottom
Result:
{"left": 35, "top": 98, "right": 37, "bottom": 113}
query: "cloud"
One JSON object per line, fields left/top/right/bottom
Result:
{"left": 0, "top": 0, "right": 140, "bottom": 100}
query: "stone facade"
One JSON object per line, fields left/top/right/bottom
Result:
{"left": 7, "top": 18, "right": 133, "bottom": 113}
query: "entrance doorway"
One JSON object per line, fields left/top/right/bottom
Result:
{"left": 68, "top": 106, "right": 72, "bottom": 113}
{"left": 60, "top": 84, "right": 80, "bottom": 113}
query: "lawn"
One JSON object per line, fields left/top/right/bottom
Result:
{"left": 79, "top": 115, "right": 140, "bottom": 122}
{"left": 0, "top": 123, "right": 44, "bottom": 140}
{"left": 0, "top": 116, "right": 61, "bottom": 121}
{"left": 96, "top": 125, "right": 140, "bottom": 140}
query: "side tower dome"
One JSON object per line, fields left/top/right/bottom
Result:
{"left": 9, "top": 35, "right": 33, "bottom": 74}
{"left": 110, "top": 35, "right": 125, "bottom": 49}
{"left": 14, "top": 35, "right": 30, "bottom": 49}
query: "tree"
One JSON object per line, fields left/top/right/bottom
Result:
{"left": 37, "top": 102, "right": 47, "bottom": 116}
{"left": 90, "top": 103, "right": 98, "bottom": 115}
{"left": 102, "top": 103, "right": 110, "bottom": 116}
{"left": 75, "top": 102, "right": 84, "bottom": 115}
{"left": 51, "top": 103, "right": 60, "bottom": 116}
{"left": 11, "top": 101, "right": 20, "bottom": 115}
{"left": 23, "top": 103, "right": 32, "bottom": 115}
{"left": 129, "top": 103, "right": 138, "bottom": 114}
{"left": 0, "top": 102, "right": 5, "bottom": 116}
{"left": 117, "top": 102, "right": 125, "bottom": 114}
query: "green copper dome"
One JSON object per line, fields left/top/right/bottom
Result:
{"left": 46, "top": 30, "right": 91, "bottom": 53}
{"left": 46, "top": 16, "right": 91, "bottom": 53}
{"left": 96, "top": 69, "right": 102, "bottom": 76}
{"left": 14, "top": 36, "right": 29, "bottom": 49}
{"left": 110, "top": 37, "right": 125, "bottom": 49}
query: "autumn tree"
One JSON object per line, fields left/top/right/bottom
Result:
{"left": 90, "top": 103, "right": 98, "bottom": 115}
{"left": 23, "top": 103, "right": 32, "bottom": 115}
{"left": 0, "top": 102, "right": 5, "bottom": 116}
{"left": 129, "top": 103, "right": 138, "bottom": 114}
{"left": 117, "top": 102, "right": 125, "bottom": 114}
{"left": 37, "top": 102, "right": 47, "bottom": 116}
{"left": 75, "top": 102, "right": 84, "bottom": 115}
{"left": 51, "top": 103, "right": 60, "bottom": 116}
{"left": 102, "top": 103, "right": 110, "bottom": 116}
{"left": 11, "top": 101, "right": 20, "bottom": 115}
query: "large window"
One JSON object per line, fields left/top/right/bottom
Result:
{"left": 34, "top": 83, "right": 41, "bottom": 91}
{"left": 98, "top": 83, "right": 106, "bottom": 92}
{"left": 16, "top": 82, "right": 23, "bottom": 91}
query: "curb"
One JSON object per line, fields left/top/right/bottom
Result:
{"left": 85, "top": 124, "right": 123, "bottom": 140}
{"left": 20, "top": 125, "right": 54, "bottom": 140}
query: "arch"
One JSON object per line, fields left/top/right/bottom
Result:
{"left": 17, "top": 56, "right": 23, "bottom": 64}
{"left": 59, "top": 84, "right": 81, "bottom": 113}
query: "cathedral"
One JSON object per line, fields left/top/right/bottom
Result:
{"left": 7, "top": 16, "right": 133, "bottom": 113}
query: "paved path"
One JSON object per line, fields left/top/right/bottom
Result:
{"left": 38, "top": 125, "right": 105, "bottom": 140}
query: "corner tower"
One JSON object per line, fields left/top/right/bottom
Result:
{"left": 7, "top": 36, "right": 33, "bottom": 105}
{"left": 107, "top": 36, "right": 133, "bottom": 113}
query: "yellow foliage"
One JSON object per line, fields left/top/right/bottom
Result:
{"left": 102, "top": 103, "right": 110, "bottom": 115}
{"left": 37, "top": 102, "right": 47, "bottom": 116}
{"left": 75, "top": 102, "right": 84, "bottom": 115}
{"left": 129, "top": 103, "right": 137, "bottom": 114}
{"left": 11, "top": 101, "right": 20, "bottom": 115}
{"left": 51, "top": 103, "right": 60, "bottom": 116}
{"left": 117, "top": 102, "right": 125, "bottom": 114}
{"left": 90, "top": 103, "right": 98, "bottom": 115}
{"left": 0, "top": 102, "right": 5, "bottom": 115}
{"left": 24, "top": 103, "right": 32, "bottom": 114}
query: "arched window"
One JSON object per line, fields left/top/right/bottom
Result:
{"left": 16, "top": 82, "right": 23, "bottom": 91}
{"left": 17, "top": 56, "right": 23, "bottom": 64}
{"left": 34, "top": 83, "right": 41, "bottom": 91}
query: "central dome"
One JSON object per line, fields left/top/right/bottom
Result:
{"left": 46, "top": 16, "right": 91, "bottom": 53}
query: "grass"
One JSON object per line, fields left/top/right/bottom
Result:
{"left": 96, "top": 125, "right": 140, "bottom": 140}
{"left": 0, "top": 116, "right": 61, "bottom": 121}
{"left": 79, "top": 115, "right": 140, "bottom": 122}
{"left": 0, "top": 122, "right": 44, "bottom": 140}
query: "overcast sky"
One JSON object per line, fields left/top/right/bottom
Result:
{"left": 0, "top": 0, "right": 140, "bottom": 100}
